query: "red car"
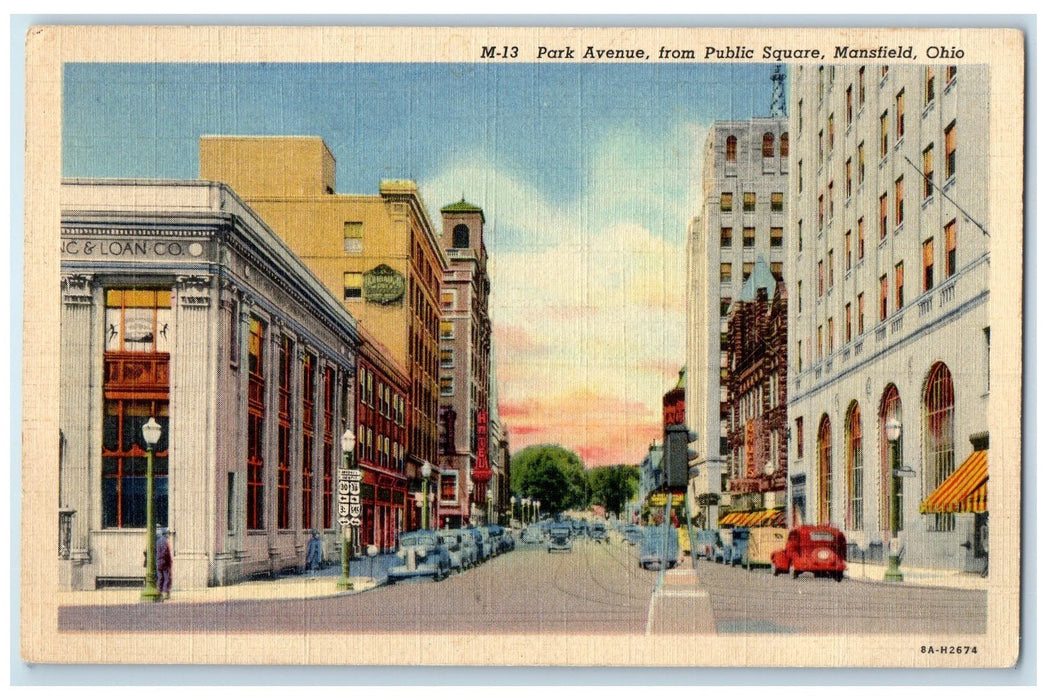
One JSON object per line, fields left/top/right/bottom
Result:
{"left": 771, "top": 525, "right": 847, "bottom": 582}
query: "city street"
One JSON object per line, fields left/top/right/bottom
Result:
{"left": 58, "top": 537, "right": 986, "bottom": 636}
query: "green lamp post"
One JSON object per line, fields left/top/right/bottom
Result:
{"left": 337, "top": 428, "right": 356, "bottom": 591}
{"left": 884, "top": 416, "right": 904, "bottom": 582}
{"left": 140, "top": 417, "right": 163, "bottom": 603}
{"left": 421, "top": 461, "right": 433, "bottom": 530}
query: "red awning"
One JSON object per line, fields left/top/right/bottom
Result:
{"left": 920, "top": 450, "right": 988, "bottom": 514}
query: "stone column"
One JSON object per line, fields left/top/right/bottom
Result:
{"left": 59, "top": 274, "right": 96, "bottom": 590}
{"left": 169, "top": 274, "right": 216, "bottom": 589}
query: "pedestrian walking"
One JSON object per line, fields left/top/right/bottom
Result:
{"left": 305, "top": 530, "right": 324, "bottom": 575}
{"left": 156, "top": 526, "right": 173, "bottom": 600}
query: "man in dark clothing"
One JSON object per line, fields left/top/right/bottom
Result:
{"left": 156, "top": 527, "right": 173, "bottom": 600}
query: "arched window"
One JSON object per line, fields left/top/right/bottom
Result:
{"left": 817, "top": 414, "right": 833, "bottom": 525}
{"left": 845, "top": 402, "right": 863, "bottom": 530}
{"left": 763, "top": 132, "right": 775, "bottom": 158}
{"left": 453, "top": 224, "right": 470, "bottom": 248}
{"left": 780, "top": 132, "right": 790, "bottom": 157}
{"left": 725, "top": 135, "right": 738, "bottom": 162}
{"left": 924, "top": 362, "right": 956, "bottom": 531}
{"left": 879, "top": 384, "right": 902, "bottom": 536}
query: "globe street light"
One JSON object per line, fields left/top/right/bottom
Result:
{"left": 140, "top": 417, "right": 163, "bottom": 603}
{"left": 884, "top": 417, "right": 904, "bottom": 582}
{"left": 535, "top": 500, "right": 541, "bottom": 522}
{"left": 421, "top": 461, "right": 433, "bottom": 530}
{"left": 523, "top": 497, "right": 531, "bottom": 525}
{"left": 338, "top": 429, "right": 356, "bottom": 591}
{"left": 510, "top": 495, "right": 517, "bottom": 526}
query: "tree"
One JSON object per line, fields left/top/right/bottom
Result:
{"left": 585, "top": 464, "right": 639, "bottom": 517}
{"left": 510, "top": 445, "right": 587, "bottom": 514}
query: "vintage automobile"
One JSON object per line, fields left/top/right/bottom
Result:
{"left": 484, "top": 524, "right": 514, "bottom": 553}
{"left": 466, "top": 526, "right": 492, "bottom": 562}
{"left": 387, "top": 530, "right": 451, "bottom": 582}
{"left": 520, "top": 525, "right": 544, "bottom": 544}
{"left": 587, "top": 522, "right": 609, "bottom": 542}
{"left": 442, "top": 528, "right": 478, "bottom": 571}
{"left": 639, "top": 525, "right": 679, "bottom": 570}
{"left": 771, "top": 525, "right": 848, "bottom": 581}
{"left": 622, "top": 524, "right": 643, "bottom": 546}
{"left": 547, "top": 524, "right": 573, "bottom": 552}
{"left": 692, "top": 529, "right": 723, "bottom": 561}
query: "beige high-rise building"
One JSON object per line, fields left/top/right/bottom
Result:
{"left": 200, "top": 136, "right": 448, "bottom": 532}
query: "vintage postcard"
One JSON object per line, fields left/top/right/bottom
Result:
{"left": 21, "top": 24, "right": 1024, "bottom": 669}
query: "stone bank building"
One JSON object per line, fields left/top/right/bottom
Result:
{"left": 59, "top": 179, "right": 359, "bottom": 590}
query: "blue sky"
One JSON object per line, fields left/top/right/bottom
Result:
{"left": 63, "top": 61, "right": 779, "bottom": 465}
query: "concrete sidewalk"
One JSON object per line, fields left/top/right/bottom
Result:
{"left": 58, "top": 554, "right": 400, "bottom": 607}
{"left": 842, "top": 559, "right": 990, "bottom": 590}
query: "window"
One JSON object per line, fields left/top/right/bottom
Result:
{"left": 818, "top": 66, "right": 824, "bottom": 100}
{"left": 845, "top": 230, "right": 852, "bottom": 270}
{"left": 879, "top": 275, "right": 888, "bottom": 321}
{"left": 817, "top": 416, "right": 833, "bottom": 525}
{"left": 879, "top": 193, "right": 888, "bottom": 239}
{"left": 817, "top": 325, "right": 823, "bottom": 359}
{"left": 846, "top": 85, "right": 854, "bottom": 124}
{"left": 343, "top": 272, "right": 363, "bottom": 300}
{"left": 797, "top": 282, "right": 802, "bottom": 313}
{"left": 828, "top": 249, "right": 834, "bottom": 290}
{"left": 945, "top": 121, "right": 957, "bottom": 179}
{"left": 845, "top": 159, "right": 852, "bottom": 198}
{"left": 726, "top": 135, "right": 738, "bottom": 162}
{"left": 818, "top": 194, "right": 825, "bottom": 230}
{"left": 796, "top": 417, "right": 805, "bottom": 459}
{"left": 924, "top": 362, "right": 956, "bottom": 531}
{"left": 828, "top": 181, "right": 834, "bottom": 221}
{"left": 440, "top": 348, "right": 454, "bottom": 368}
{"left": 846, "top": 403, "right": 864, "bottom": 530}
{"left": 857, "top": 142, "right": 865, "bottom": 185}
{"left": 923, "top": 239, "right": 934, "bottom": 291}
{"left": 720, "top": 298, "right": 731, "bottom": 317}
{"left": 770, "top": 227, "right": 783, "bottom": 248}
{"left": 743, "top": 227, "right": 755, "bottom": 248}
{"left": 895, "top": 176, "right": 904, "bottom": 227}
{"left": 720, "top": 227, "right": 732, "bottom": 247}
{"left": 770, "top": 262, "right": 783, "bottom": 281}
{"left": 857, "top": 217, "right": 866, "bottom": 260}
{"left": 300, "top": 352, "right": 316, "bottom": 530}
{"left": 858, "top": 66, "right": 866, "bottom": 105}
{"left": 818, "top": 130, "right": 824, "bottom": 164}
{"left": 247, "top": 316, "right": 266, "bottom": 530}
{"left": 797, "top": 340, "right": 803, "bottom": 373}
{"left": 277, "top": 337, "right": 293, "bottom": 530}
{"left": 441, "top": 290, "right": 454, "bottom": 310}
{"left": 798, "top": 99, "right": 803, "bottom": 132}
{"left": 343, "top": 221, "right": 363, "bottom": 253}
{"left": 827, "top": 317, "right": 835, "bottom": 353}
{"left": 771, "top": 192, "right": 783, "bottom": 212}
{"left": 880, "top": 111, "right": 889, "bottom": 157}
{"left": 946, "top": 65, "right": 957, "bottom": 85}
{"left": 101, "top": 397, "right": 170, "bottom": 529}
{"left": 857, "top": 293, "right": 865, "bottom": 334}
{"left": 720, "top": 192, "right": 733, "bottom": 211}
{"left": 925, "top": 67, "right": 935, "bottom": 105}
{"left": 440, "top": 472, "right": 458, "bottom": 503}
{"left": 945, "top": 219, "right": 957, "bottom": 277}
{"left": 923, "top": 144, "right": 934, "bottom": 199}
{"left": 322, "top": 367, "right": 335, "bottom": 529}
{"left": 743, "top": 192, "right": 756, "bottom": 212}
{"left": 763, "top": 132, "right": 775, "bottom": 158}
{"left": 742, "top": 262, "right": 754, "bottom": 282}
{"left": 828, "top": 113, "right": 835, "bottom": 151}
{"left": 895, "top": 89, "right": 905, "bottom": 140}
{"left": 818, "top": 260, "right": 825, "bottom": 297}
{"left": 895, "top": 262, "right": 905, "bottom": 310}
{"left": 720, "top": 263, "right": 732, "bottom": 284}
{"left": 780, "top": 132, "right": 789, "bottom": 157}
{"left": 797, "top": 219, "right": 803, "bottom": 252}
{"left": 845, "top": 303, "right": 853, "bottom": 342}
{"left": 104, "top": 289, "right": 172, "bottom": 353}
{"left": 798, "top": 160, "right": 803, "bottom": 192}
{"left": 452, "top": 224, "right": 470, "bottom": 248}
{"left": 440, "top": 321, "right": 453, "bottom": 340}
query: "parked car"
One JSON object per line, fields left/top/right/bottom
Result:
{"left": 726, "top": 528, "right": 750, "bottom": 567}
{"left": 484, "top": 524, "right": 514, "bottom": 553}
{"left": 521, "top": 525, "right": 544, "bottom": 544}
{"left": 692, "top": 529, "right": 723, "bottom": 561}
{"left": 570, "top": 519, "right": 587, "bottom": 537}
{"left": 547, "top": 524, "right": 572, "bottom": 552}
{"left": 622, "top": 524, "right": 643, "bottom": 546}
{"left": 442, "top": 529, "right": 478, "bottom": 571}
{"left": 466, "top": 526, "right": 492, "bottom": 562}
{"left": 639, "top": 525, "right": 679, "bottom": 570}
{"left": 771, "top": 525, "right": 848, "bottom": 581}
{"left": 387, "top": 530, "right": 451, "bottom": 582}
{"left": 588, "top": 522, "right": 609, "bottom": 542}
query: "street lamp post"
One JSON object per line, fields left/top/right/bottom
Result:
{"left": 338, "top": 429, "right": 356, "bottom": 591}
{"left": 510, "top": 495, "right": 517, "bottom": 526}
{"left": 421, "top": 461, "right": 433, "bottom": 530}
{"left": 535, "top": 500, "right": 541, "bottom": 522}
{"left": 884, "top": 417, "right": 904, "bottom": 582}
{"left": 523, "top": 497, "right": 530, "bottom": 525}
{"left": 140, "top": 417, "right": 163, "bottom": 603}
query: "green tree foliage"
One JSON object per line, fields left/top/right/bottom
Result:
{"left": 585, "top": 464, "right": 639, "bottom": 517}
{"left": 510, "top": 445, "right": 587, "bottom": 514}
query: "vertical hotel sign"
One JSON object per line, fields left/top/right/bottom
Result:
{"left": 475, "top": 411, "right": 490, "bottom": 479}
{"left": 338, "top": 467, "right": 364, "bottom": 528}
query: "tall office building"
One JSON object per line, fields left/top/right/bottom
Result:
{"left": 787, "top": 64, "right": 990, "bottom": 573}
{"left": 685, "top": 118, "right": 789, "bottom": 529}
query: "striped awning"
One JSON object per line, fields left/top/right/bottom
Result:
{"left": 717, "top": 508, "right": 786, "bottom": 528}
{"left": 920, "top": 450, "right": 988, "bottom": 514}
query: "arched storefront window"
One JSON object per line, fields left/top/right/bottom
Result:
{"left": 879, "top": 384, "right": 902, "bottom": 536}
{"left": 924, "top": 362, "right": 956, "bottom": 531}
{"left": 726, "top": 135, "right": 738, "bottom": 162}
{"left": 817, "top": 414, "right": 832, "bottom": 524}
{"left": 763, "top": 132, "right": 775, "bottom": 158}
{"left": 845, "top": 401, "right": 863, "bottom": 530}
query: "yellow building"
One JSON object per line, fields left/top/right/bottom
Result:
{"left": 200, "top": 136, "right": 448, "bottom": 530}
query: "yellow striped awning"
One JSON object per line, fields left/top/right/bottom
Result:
{"left": 717, "top": 508, "right": 786, "bottom": 528}
{"left": 920, "top": 450, "right": 988, "bottom": 514}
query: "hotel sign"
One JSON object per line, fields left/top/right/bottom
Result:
{"left": 363, "top": 264, "right": 406, "bottom": 305}
{"left": 337, "top": 467, "right": 364, "bottom": 527}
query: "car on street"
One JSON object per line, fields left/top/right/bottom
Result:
{"left": 484, "top": 524, "right": 514, "bottom": 553}
{"left": 622, "top": 524, "right": 643, "bottom": 546}
{"left": 441, "top": 529, "right": 478, "bottom": 571}
{"left": 467, "top": 526, "right": 493, "bottom": 562}
{"left": 521, "top": 525, "right": 544, "bottom": 544}
{"left": 387, "top": 530, "right": 451, "bottom": 582}
{"left": 692, "top": 529, "right": 723, "bottom": 561}
{"left": 639, "top": 525, "right": 679, "bottom": 570}
{"left": 547, "top": 524, "right": 573, "bottom": 552}
{"left": 587, "top": 522, "right": 609, "bottom": 542}
{"left": 771, "top": 525, "right": 848, "bottom": 581}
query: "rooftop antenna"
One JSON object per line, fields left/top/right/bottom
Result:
{"left": 770, "top": 65, "right": 787, "bottom": 117}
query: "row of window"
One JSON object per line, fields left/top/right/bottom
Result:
{"left": 720, "top": 225, "right": 784, "bottom": 249}
{"left": 359, "top": 365, "right": 406, "bottom": 426}
{"left": 719, "top": 261, "right": 783, "bottom": 286}
{"left": 719, "top": 191, "right": 785, "bottom": 213}
{"left": 725, "top": 132, "right": 790, "bottom": 161}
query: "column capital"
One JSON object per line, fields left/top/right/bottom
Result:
{"left": 176, "top": 275, "right": 212, "bottom": 308}
{"left": 61, "top": 274, "right": 94, "bottom": 306}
